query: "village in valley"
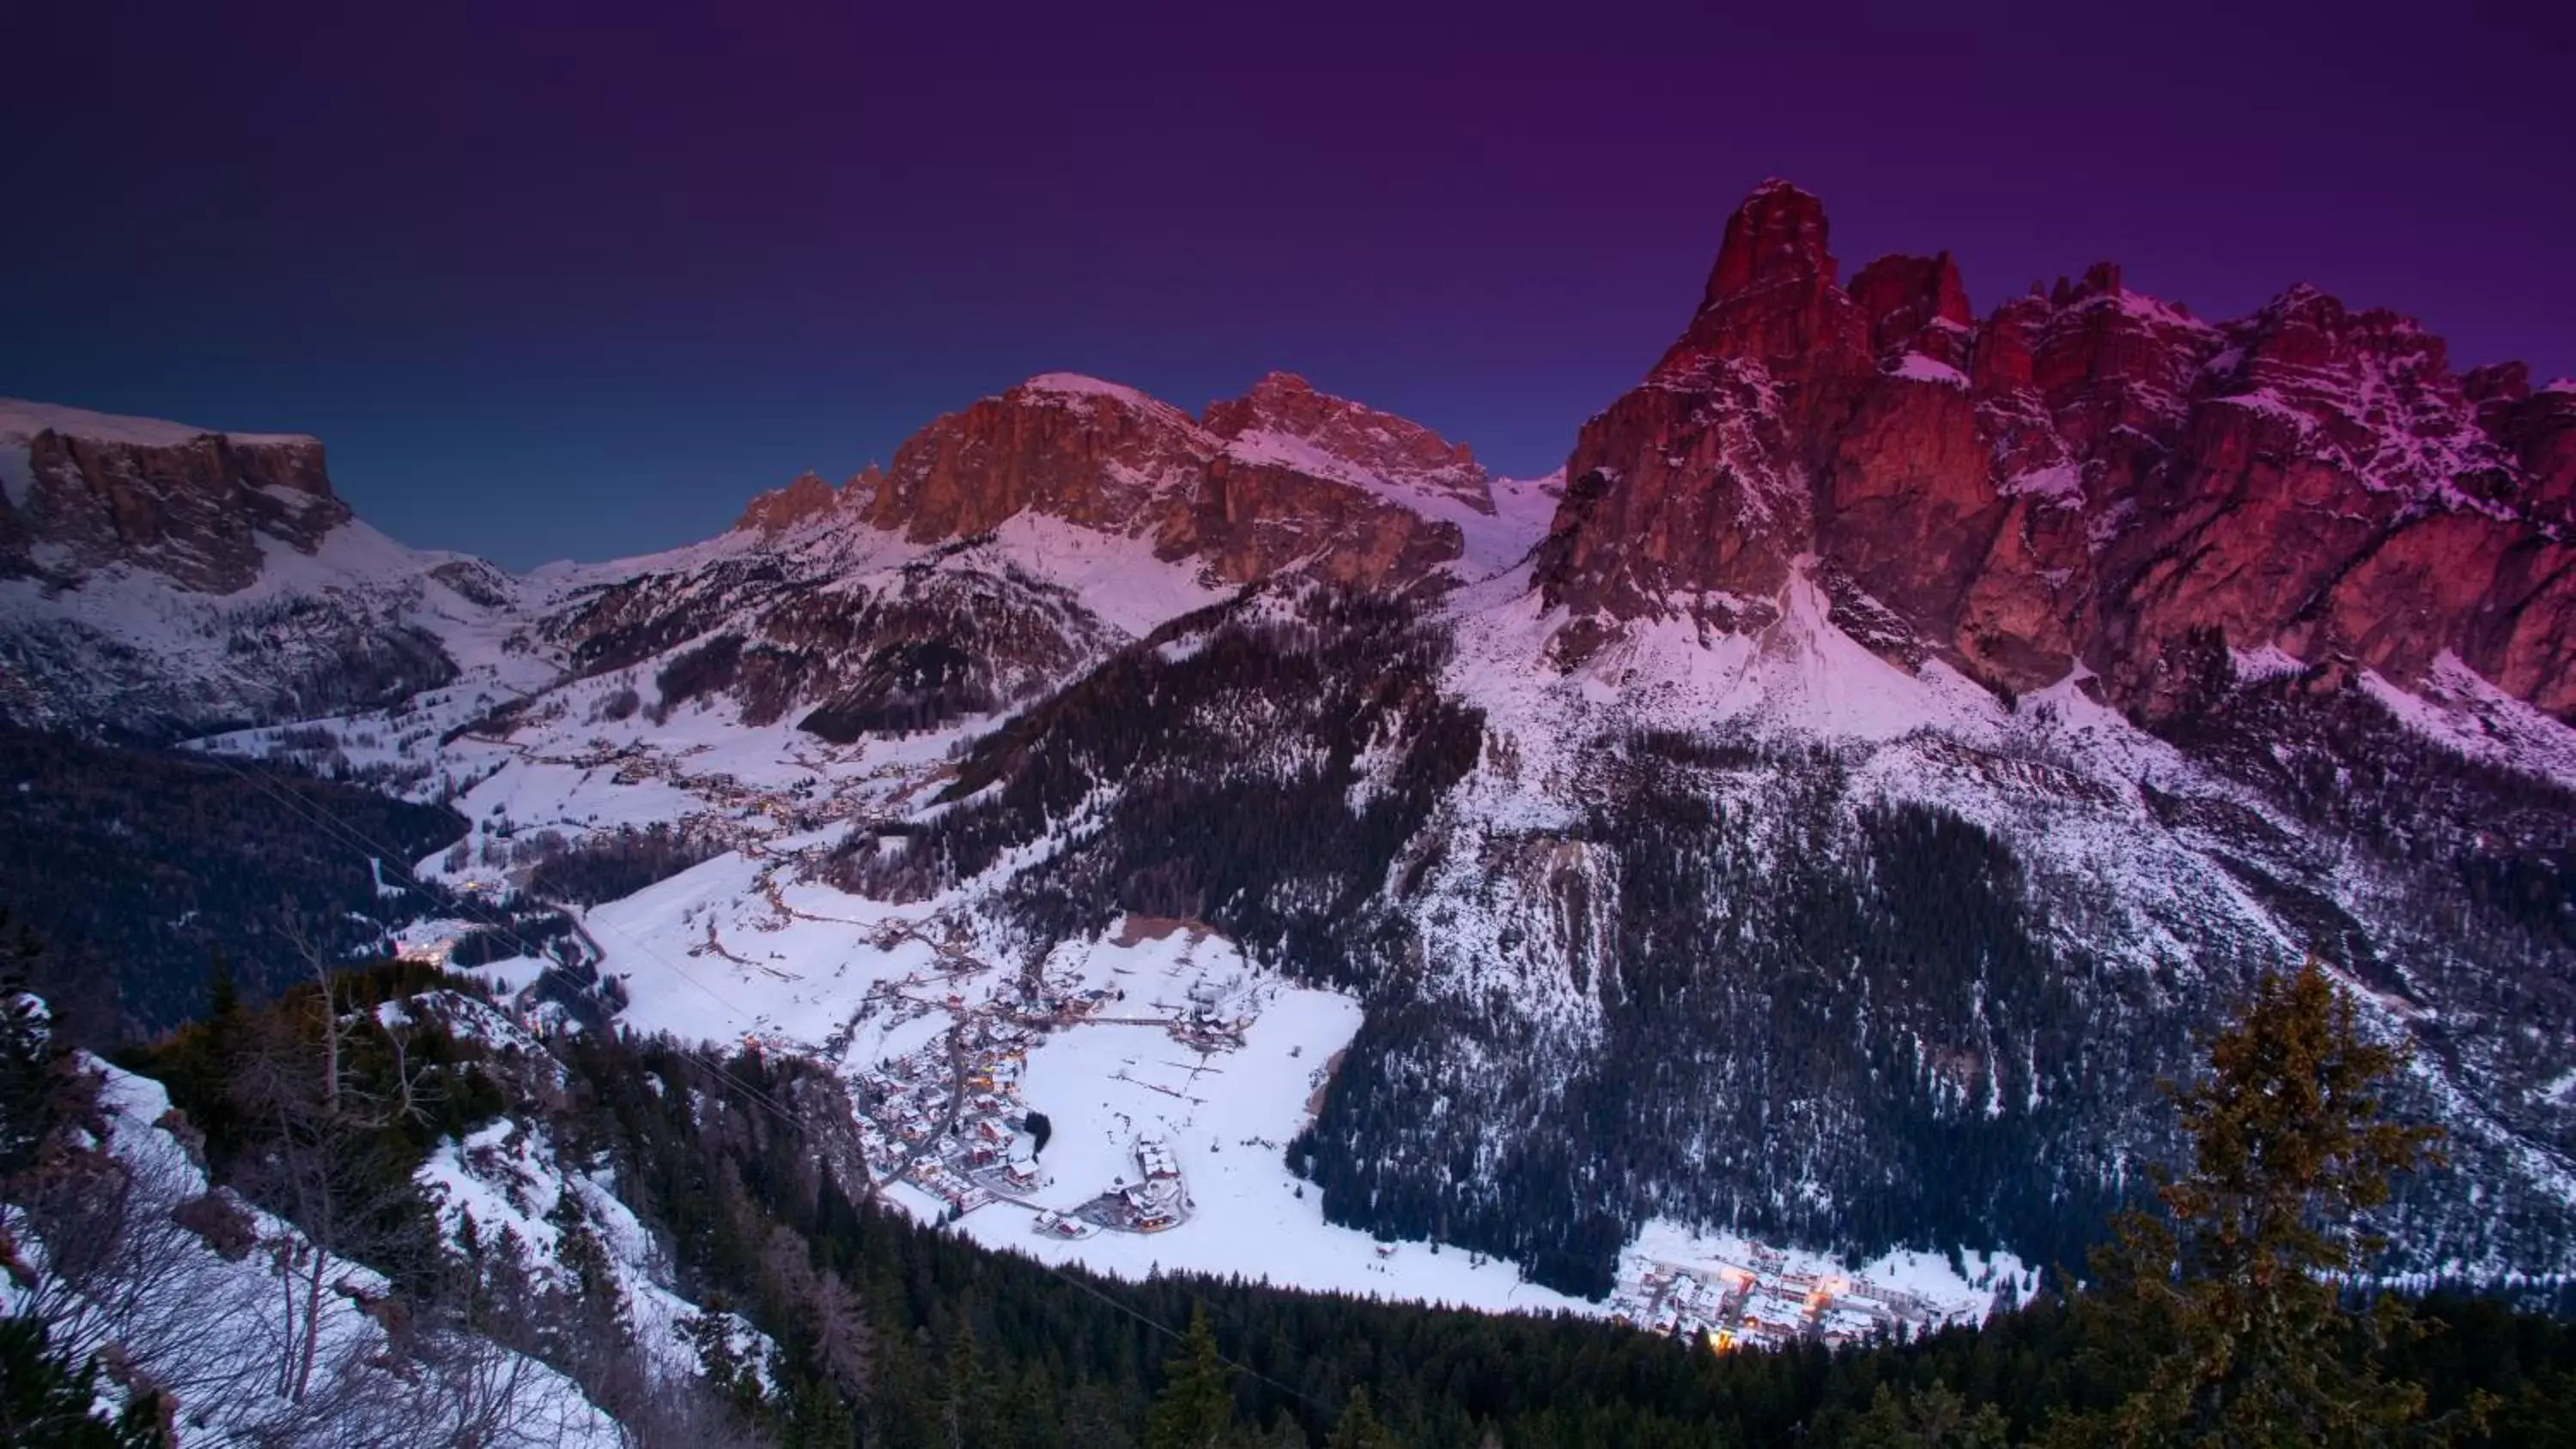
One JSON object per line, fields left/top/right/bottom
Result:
{"left": 352, "top": 705, "right": 1310, "bottom": 1255}
{"left": 1607, "top": 1224, "right": 2014, "bottom": 1354}
{"left": 840, "top": 919, "right": 1266, "bottom": 1243}
{"left": 830, "top": 911, "right": 2010, "bottom": 1354}
{"left": 328, "top": 697, "right": 2015, "bottom": 1343}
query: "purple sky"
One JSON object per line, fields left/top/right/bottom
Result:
{"left": 5, "top": 1, "right": 2571, "bottom": 568}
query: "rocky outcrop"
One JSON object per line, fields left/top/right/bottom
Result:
{"left": 0, "top": 400, "right": 504, "bottom": 741}
{"left": 1535, "top": 182, "right": 2576, "bottom": 718}
{"left": 733, "top": 466, "right": 880, "bottom": 537}
{"left": 857, "top": 372, "right": 1486, "bottom": 591}
{"left": 1200, "top": 371, "right": 1492, "bottom": 512}
{"left": 0, "top": 401, "right": 349, "bottom": 592}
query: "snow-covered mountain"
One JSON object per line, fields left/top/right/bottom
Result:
{"left": 24, "top": 183, "right": 2576, "bottom": 1311}
{"left": 0, "top": 399, "right": 548, "bottom": 742}
{"left": 1538, "top": 182, "right": 2576, "bottom": 723}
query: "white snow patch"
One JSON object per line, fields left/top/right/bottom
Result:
{"left": 2230, "top": 644, "right": 2307, "bottom": 684}
{"left": 1886, "top": 353, "right": 1969, "bottom": 389}
{"left": 1997, "top": 463, "right": 2084, "bottom": 507}
{"left": 951, "top": 946, "right": 1588, "bottom": 1315}
{"left": 2360, "top": 653, "right": 2576, "bottom": 791}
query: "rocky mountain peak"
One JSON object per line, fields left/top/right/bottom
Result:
{"left": 1702, "top": 179, "right": 1838, "bottom": 305}
{"left": 1535, "top": 182, "right": 2576, "bottom": 720}
{"left": 1202, "top": 371, "right": 1493, "bottom": 514}
{"left": 2465, "top": 360, "right": 2534, "bottom": 408}
{"left": 858, "top": 374, "right": 1209, "bottom": 545}
{"left": 1655, "top": 183, "right": 1869, "bottom": 391}
{"left": 733, "top": 467, "right": 881, "bottom": 537}
{"left": 733, "top": 470, "right": 835, "bottom": 534}
{"left": 2056, "top": 261, "right": 2127, "bottom": 306}
{"left": 1850, "top": 252, "right": 1975, "bottom": 367}
{"left": 847, "top": 373, "right": 1478, "bottom": 590}
{"left": 0, "top": 398, "right": 349, "bottom": 594}
{"left": 1201, "top": 370, "right": 1331, "bottom": 428}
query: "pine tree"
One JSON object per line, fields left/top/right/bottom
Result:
{"left": 937, "top": 1319, "right": 993, "bottom": 1449}
{"left": 1060, "top": 1381, "right": 1139, "bottom": 1449}
{"left": 206, "top": 954, "right": 240, "bottom": 1022}
{"left": 2065, "top": 958, "right": 2468, "bottom": 1447}
{"left": 680, "top": 1300, "right": 766, "bottom": 1419}
{"left": 1850, "top": 1381, "right": 2007, "bottom": 1447}
{"left": 0, "top": 1315, "right": 168, "bottom": 1447}
{"left": 1145, "top": 1304, "right": 1240, "bottom": 1449}
{"left": 1327, "top": 1384, "right": 1394, "bottom": 1449}
{"left": 0, "top": 953, "right": 60, "bottom": 1178}
{"left": 779, "top": 1372, "right": 854, "bottom": 1449}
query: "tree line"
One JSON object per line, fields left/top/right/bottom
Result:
{"left": 14, "top": 924, "right": 2576, "bottom": 1446}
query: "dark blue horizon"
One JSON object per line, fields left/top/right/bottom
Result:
{"left": 6, "top": 1, "right": 2572, "bottom": 570}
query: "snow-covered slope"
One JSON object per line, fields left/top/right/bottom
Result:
{"left": 33, "top": 305, "right": 2576, "bottom": 1322}
{"left": 3, "top": 1054, "right": 624, "bottom": 1444}
{"left": 0, "top": 398, "right": 550, "bottom": 740}
{"left": 214, "top": 509, "right": 2576, "bottom": 1312}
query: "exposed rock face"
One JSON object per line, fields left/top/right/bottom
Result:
{"left": 0, "top": 400, "right": 500, "bottom": 741}
{"left": 1200, "top": 371, "right": 1492, "bottom": 512}
{"left": 733, "top": 466, "right": 880, "bottom": 536}
{"left": 858, "top": 373, "right": 1485, "bottom": 591}
{"left": 1536, "top": 183, "right": 2576, "bottom": 718}
{"left": 0, "top": 401, "right": 349, "bottom": 592}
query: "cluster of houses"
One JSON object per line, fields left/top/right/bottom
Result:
{"left": 853, "top": 1009, "right": 1051, "bottom": 1216}
{"left": 395, "top": 931, "right": 459, "bottom": 968}
{"left": 843, "top": 964, "right": 1242, "bottom": 1238}
{"left": 1168, "top": 973, "right": 1257, "bottom": 1050}
{"left": 545, "top": 738, "right": 848, "bottom": 838}
{"left": 1066, "top": 1137, "right": 1188, "bottom": 1234}
{"left": 1609, "top": 1251, "right": 1949, "bottom": 1355}
{"left": 831, "top": 922, "right": 1281, "bottom": 1244}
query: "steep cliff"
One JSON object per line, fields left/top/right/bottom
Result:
{"left": 1535, "top": 183, "right": 2576, "bottom": 722}
{"left": 0, "top": 400, "right": 533, "bottom": 741}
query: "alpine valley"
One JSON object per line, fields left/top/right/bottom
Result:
{"left": 9, "top": 177, "right": 2576, "bottom": 1349}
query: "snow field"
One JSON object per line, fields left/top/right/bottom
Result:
{"left": 944, "top": 929, "right": 1589, "bottom": 1315}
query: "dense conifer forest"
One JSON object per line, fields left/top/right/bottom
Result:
{"left": 13, "top": 943, "right": 2574, "bottom": 1446}
{"left": 0, "top": 731, "right": 466, "bottom": 1039}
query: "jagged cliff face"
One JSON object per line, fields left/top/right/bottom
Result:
{"left": 1536, "top": 182, "right": 2576, "bottom": 720}
{"left": 737, "top": 372, "right": 1492, "bottom": 592}
{"left": 0, "top": 401, "right": 349, "bottom": 592}
{"left": 0, "top": 400, "right": 531, "bottom": 742}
